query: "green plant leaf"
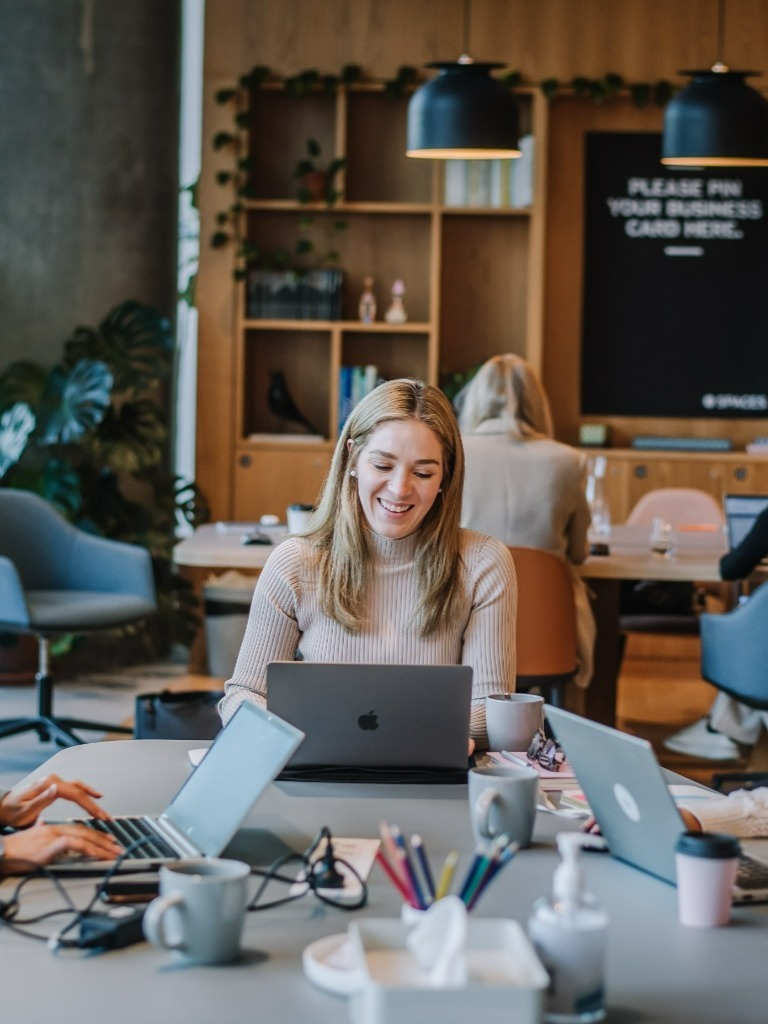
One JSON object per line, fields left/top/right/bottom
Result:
{"left": 0, "top": 402, "right": 35, "bottom": 478}
{"left": 64, "top": 301, "right": 174, "bottom": 397}
{"left": 38, "top": 359, "right": 113, "bottom": 445}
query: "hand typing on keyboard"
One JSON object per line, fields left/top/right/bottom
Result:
{"left": 1, "top": 774, "right": 120, "bottom": 871}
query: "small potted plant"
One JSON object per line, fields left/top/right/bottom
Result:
{"left": 293, "top": 137, "right": 345, "bottom": 204}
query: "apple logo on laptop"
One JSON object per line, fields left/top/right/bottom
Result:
{"left": 358, "top": 709, "right": 379, "bottom": 731}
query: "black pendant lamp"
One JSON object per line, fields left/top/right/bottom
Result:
{"left": 406, "top": 1, "right": 520, "bottom": 159}
{"left": 661, "top": 0, "right": 768, "bottom": 166}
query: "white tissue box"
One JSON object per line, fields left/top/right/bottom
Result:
{"left": 347, "top": 918, "right": 548, "bottom": 1024}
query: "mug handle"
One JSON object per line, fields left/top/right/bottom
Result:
{"left": 473, "top": 787, "right": 501, "bottom": 839}
{"left": 142, "top": 893, "right": 186, "bottom": 951}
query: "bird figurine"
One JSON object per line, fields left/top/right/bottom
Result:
{"left": 267, "top": 369, "right": 321, "bottom": 436}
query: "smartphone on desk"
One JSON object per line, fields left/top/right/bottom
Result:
{"left": 100, "top": 878, "right": 159, "bottom": 904}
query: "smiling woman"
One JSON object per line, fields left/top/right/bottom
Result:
{"left": 219, "top": 378, "right": 517, "bottom": 748}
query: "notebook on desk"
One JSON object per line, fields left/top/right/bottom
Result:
{"left": 53, "top": 701, "right": 304, "bottom": 873}
{"left": 723, "top": 493, "right": 768, "bottom": 550}
{"left": 545, "top": 706, "right": 768, "bottom": 904}
{"left": 266, "top": 662, "right": 473, "bottom": 782}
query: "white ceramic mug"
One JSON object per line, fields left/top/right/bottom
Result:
{"left": 286, "top": 503, "right": 314, "bottom": 534}
{"left": 468, "top": 765, "right": 539, "bottom": 849}
{"left": 485, "top": 693, "right": 545, "bottom": 752}
{"left": 143, "top": 858, "right": 250, "bottom": 964}
{"left": 675, "top": 832, "right": 740, "bottom": 928}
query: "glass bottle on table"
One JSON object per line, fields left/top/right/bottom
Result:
{"left": 586, "top": 455, "right": 611, "bottom": 556}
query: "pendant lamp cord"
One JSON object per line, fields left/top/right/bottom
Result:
{"left": 458, "top": 0, "right": 472, "bottom": 63}
{"left": 714, "top": 0, "right": 728, "bottom": 72}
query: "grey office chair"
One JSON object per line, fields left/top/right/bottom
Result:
{"left": 0, "top": 490, "right": 157, "bottom": 746}
{"left": 699, "top": 583, "right": 768, "bottom": 710}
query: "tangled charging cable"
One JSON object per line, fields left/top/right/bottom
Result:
{"left": 247, "top": 826, "right": 367, "bottom": 912}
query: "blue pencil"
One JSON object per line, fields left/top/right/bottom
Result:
{"left": 391, "top": 825, "right": 427, "bottom": 910}
{"left": 457, "top": 843, "right": 486, "bottom": 903}
{"left": 468, "top": 840, "right": 520, "bottom": 908}
{"left": 411, "top": 833, "right": 436, "bottom": 902}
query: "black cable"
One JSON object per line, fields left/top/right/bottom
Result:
{"left": 246, "top": 827, "right": 367, "bottom": 912}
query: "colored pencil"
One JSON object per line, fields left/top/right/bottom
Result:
{"left": 411, "top": 833, "right": 436, "bottom": 902}
{"left": 435, "top": 850, "right": 459, "bottom": 900}
{"left": 391, "top": 825, "right": 427, "bottom": 910}
{"left": 375, "top": 848, "right": 411, "bottom": 903}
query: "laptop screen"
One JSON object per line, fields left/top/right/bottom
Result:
{"left": 723, "top": 494, "right": 768, "bottom": 550}
{"left": 162, "top": 701, "right": 304, "bottom": 856}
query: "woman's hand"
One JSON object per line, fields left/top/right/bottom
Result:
{"left": 0, "top": 774, "right": 112, "bottom": 829}
{"left": 468, "top": 737, "right": 476, "bottom": 757}
{"left": 1, "top": 823, "right": 122, "bottom": 869}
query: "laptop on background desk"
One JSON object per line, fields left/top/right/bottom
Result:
{"left": 723, "top": 493, "right": 768, "bottom": 550}
{"left": 545, "top": 706, "right": 768, "bottom": 904}
{"left": 266, "top": 662, "right": 473, "bottom": 782}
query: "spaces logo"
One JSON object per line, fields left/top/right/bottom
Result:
{"left": 701, "top": 392, "right": 768, "bottom": 412}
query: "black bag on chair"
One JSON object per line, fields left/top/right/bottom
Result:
{"left": 134, "top": 690, "right": 224, "bottom": 741}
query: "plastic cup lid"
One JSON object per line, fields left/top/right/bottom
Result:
{"left": 675, "top": 831, "right": 741, "bottom": 859}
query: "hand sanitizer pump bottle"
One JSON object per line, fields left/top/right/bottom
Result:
{"left": 528, "top": 832, "right": 608, "bottom": 1023}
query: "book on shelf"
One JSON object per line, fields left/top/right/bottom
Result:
{"left": 338, "top": 364, "right": 379, "bottom": 431}
{"left": 246, "top": 268, "right": 343, "bottom": 320}
{"left": 442, "top": 135, "right": 534, "bottom": 209}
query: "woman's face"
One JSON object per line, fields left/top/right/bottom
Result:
{"left": 349, "top": 419, "right": 445, "bottom": 540}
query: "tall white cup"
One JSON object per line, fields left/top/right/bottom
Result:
{"left": 286, "top": 503, "right": 314, "bottom": 534}
{"left": 143, "top": 858, "right": 250, "bottom": 964}
{"left": 675, "top": 832, "right": 740, "bottom": 928}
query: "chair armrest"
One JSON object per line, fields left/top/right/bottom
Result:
{"left": 0, "top": 556, "right": 31, "bottom": 627}
{"left": 68, "top": 532, "right": 157, "bottom": 605}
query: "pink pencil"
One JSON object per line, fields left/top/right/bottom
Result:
{"left": 375, "top": 848, "right": 412, "bottom": 903}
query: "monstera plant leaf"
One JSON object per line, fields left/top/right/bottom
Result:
{"left": 64, "top": 300, "right": 174, "bottom": 396}
{"left": 38, "top": 358, "right": 114, "bottom": 445}
{"left": 84, "top": 399, "right": 167, "bottom": 475}
{"left": 0, "top": 402, "right": 36, "bottom": 479}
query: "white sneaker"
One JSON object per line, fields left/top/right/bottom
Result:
{"left": 663, "top": 717, "right": 741, "bottom": 761}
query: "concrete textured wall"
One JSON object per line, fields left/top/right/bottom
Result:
{"left": 0, "top": 0, "right": 180, "bottom": 364}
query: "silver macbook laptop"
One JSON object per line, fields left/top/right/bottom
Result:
{"left": 545, "top": 706, "right": 768, "bottom": 904}
{"left": 59, "top": 701, "right": 304, "bottom": 872}
{"left": 266, "top": 662, "right": 473, "bottom": 781}
{"left": 723, "top": 493, "right": 768, "bottom": 550}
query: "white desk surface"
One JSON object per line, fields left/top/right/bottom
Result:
{"left": 175, "top": 522, "right": 729, "bottom": 582}
{"left": 3, "top": 740, "right": 768, "bottom": 1024}
{"left": 173, "top": 522, "right": 287, "bottom": 570}
{"left": 580, "top": 523, "right": 727, "bottom": 582}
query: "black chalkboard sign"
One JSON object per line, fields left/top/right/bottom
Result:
{"left": 581, "top": 132, "right": 768, "bottom": 418}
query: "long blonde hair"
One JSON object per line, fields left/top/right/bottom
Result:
{"left": 457, "top": 354, "right": 553, "bottom": 439}
{"left": 308, "top": 379, "right": 465, "bottom": 636}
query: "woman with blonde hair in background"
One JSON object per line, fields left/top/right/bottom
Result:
{"left": 221, "top": 378, "right": 517, "bottom": 749}
{"left": 457, "top": 354, "right": 595, "bottom": 688}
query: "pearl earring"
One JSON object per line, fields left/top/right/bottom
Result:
{"left": 350, "top": 470, "right": 357, "bottom": 478}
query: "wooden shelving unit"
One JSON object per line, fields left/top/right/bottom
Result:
{"left": 228, "top": 82, "right": 545, "bottom": 519}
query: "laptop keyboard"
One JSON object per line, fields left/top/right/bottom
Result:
{"left": 79, "top": 817, "right": 178, "bottom": 859}
{"left": 736, "top": 853, "right": 768, "bottom": 890}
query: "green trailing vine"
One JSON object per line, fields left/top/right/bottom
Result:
{"left": 210, "top": 63, "right": 677, "bottom": 278}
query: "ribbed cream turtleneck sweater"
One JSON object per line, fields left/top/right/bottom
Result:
{"left": 220, "top": 528, "right": 516, "bottom": 744}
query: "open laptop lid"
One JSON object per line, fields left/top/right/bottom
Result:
{"left": 723, "top": 493, "right": 768, "bottom": 550}
{"left": 161, "top": 700, "right": 305, "bottom": 856}
{"left": 266, "top": 662, "right": 472, "bottom": 775}
{"left": 545, "top": 706, "right": 683, "bottom": 884}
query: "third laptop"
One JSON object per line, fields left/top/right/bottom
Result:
{"left": 545, "top": 705, "right": 768, "bottom": 904}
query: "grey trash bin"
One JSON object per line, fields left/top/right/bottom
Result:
{"left": 203, "top": 580, "right": 256, "bottom": 678}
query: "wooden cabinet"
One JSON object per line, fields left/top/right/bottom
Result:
{"left": 226, "top": 82, "right": 545, "bottom": 519}
{"left": 591, "top": 449, "right": 768, "bottom": 523}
